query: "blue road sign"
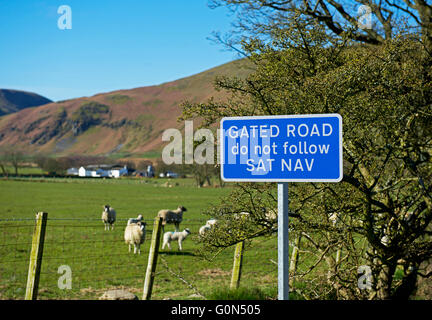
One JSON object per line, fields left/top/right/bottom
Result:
{"left": 220, "top": 114, "right": 343, "bottom": 182}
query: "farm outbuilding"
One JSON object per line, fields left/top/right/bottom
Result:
{"left": 75, "top": 165, "right": 130, "bottom": 178}
{"left": 109, "top": 165, "right": 129, "bottom": 178}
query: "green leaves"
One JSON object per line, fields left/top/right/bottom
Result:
{"left": 188, "top": 3, "right": 432, "bottom": 298}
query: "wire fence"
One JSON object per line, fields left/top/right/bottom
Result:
{"left": 0, "top": 221, "right": 35, "bottom": 299}
{"left": 0, "top": 217, "right": 279, "bottom": 300}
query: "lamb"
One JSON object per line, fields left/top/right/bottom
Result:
{"left": 199, "top": 219, "right": 217, "bottom": 236}
{"left": 199, "top": 224, "right": 211, "bottom": 236}
{"left": 157, "top": 205, "right": 187, "bottom": 232}
{"left": 127, "top": 214, "right": 143, "bottom": 225}
{"left": 124, "top": 221, "right": 147, "bottom": 254}
{"left": 102, "top": 205, "right": 116, "bottom": 231}
{"left": 162, "top": 228, "right": 191, "bottom": 251}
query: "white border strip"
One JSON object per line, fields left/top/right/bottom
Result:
{"left": 220, "top": 114, "right": 343, "bottom": 183}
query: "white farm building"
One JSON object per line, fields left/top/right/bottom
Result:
{"left": 77, "top": 165, "right": 129, "bottom": 178}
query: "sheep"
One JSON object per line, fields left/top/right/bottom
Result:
{"left": 162, "top": 228, "right": 191, "bottom": 251}
{"left": 127, "top": 214, "right": 143, "bottom": 225}
{"left": 207, "top": 218, "right": 217, "bottom": 226}
{"left": 199, "top": 224, "right": 211, "bottom": 236}
{"left": 124, "top": 221, "right": 147, "bottom": 254}
{"left": 157, "top": 205, "right": 187, "bottom": 232}
{"left": 102, "top": 205, "right": 116, "bottom": 231}
{"left": 265, "top": 209, "right": 277, "bottom": 221}
{"left": 199, "top": 219, "right": 217, "bottom": 236}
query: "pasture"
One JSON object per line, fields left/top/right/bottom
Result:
{"left": 0, "top": 177, "right": 279, "bottom": 300}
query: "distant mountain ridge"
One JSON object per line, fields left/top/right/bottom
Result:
{"left": 0, "top": 89, "right": 52, "bottom": 116}
{"left": 0, "top": 59, "right": 252, "bottom": 158}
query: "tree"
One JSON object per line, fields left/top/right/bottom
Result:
{"left": 136, "top": 160, "right": 153, "bottom": 171}
{"left": 0, "top": 148, "right": 25, "bottom": 175}
{"left": 33, "top": 155, "right": 75, "bottom": 175}
{"left": 209, "top": 0, "right": 432, "bottom": 50}
{"left": 0, "top": 151, "right": 8, "bottom": 176}
{"left": 182, "top": 3, "right": 432, "bottom": 299}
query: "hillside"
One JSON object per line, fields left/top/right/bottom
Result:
{"left": 0, "top": 59, "right": 252, "bottom": 159}
{"left": 0, "top": 89, "right": 52, "bottom": 116}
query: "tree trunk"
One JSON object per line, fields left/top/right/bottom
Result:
{"left": 376, "top": 262, "right": 397, "bottom": 300}
{"left": 0, "top": 164, "right": 8, "bottom": 176}
{"left": 417, "top": 2, "right": 432, "bottom": 54}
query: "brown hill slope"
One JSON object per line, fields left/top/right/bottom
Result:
{"left": 0, "top": 89, "right": 52, "bottom": 116}
{"left": 0, "top": 59, "right": 252, "bottom": 158}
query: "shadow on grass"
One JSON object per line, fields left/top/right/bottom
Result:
{"left": 159, "top": 251, "right": 196, "bottom": 257}
{"left": 206, "top": 287, "right": 278, "bottom": 300}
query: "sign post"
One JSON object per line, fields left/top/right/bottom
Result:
{"left": 278, "top": 182, "right": 289, "bottom": 300}
{"left": 220, "top": 114, "right": 343, "bottom": 300}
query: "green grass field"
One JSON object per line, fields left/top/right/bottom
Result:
{"left": 1, "top": 166, "right": 44, "bottom": 175}
{"left": 0, "top": 178, "right": 279, "bottom": 300}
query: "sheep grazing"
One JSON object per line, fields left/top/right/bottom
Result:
{"left": 162, "top": 228, "right": 191, "bottom": 251}
{"left": 127, "top": 214, "right": 143, "bottom": 225}
{"left": 124, "top": 221, "right": 147, "bottom": 254}
{"left": 199, "top": 219, "right": 217, "bottom": 236}
{"left": 157, "top": 205, "right": 187, "bottom": 232}
{"left": 102, "top": 205, "right": 116, "bottom": 231}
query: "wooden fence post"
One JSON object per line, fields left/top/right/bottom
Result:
{"left": 230, "top": 240, "right": 245, "bottom": 290}
{"left": 289, "top": 234, "right": 302, "bottom": 289}
{"left": 142, "top": 217, "right": 162, "bottom": 300}
{"left": 25, "top": 212, "right": 48, "bottom": 300}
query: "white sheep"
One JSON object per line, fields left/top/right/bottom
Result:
{"left": 162, "top": 228, "right": 191, "bottom": 251}
{"left": 102, "top": 205, "right": 116, "bottom": 231}
{"left": 157, "top": 205, "right": 187, "bottom": 232}
{"left": 265, "top": 209, "right": 277, "bottom": 221}
{"left": 199, "top": 219, "right": 217, "bottom": 236}
{"left": 127, "top": 214, "right": 143, "bottom": 225}
{"left": 206, "top": 218, "right": 217, "bottom": 226}
{"left": 124, "top": 221, "right": 147, "bottom": 254}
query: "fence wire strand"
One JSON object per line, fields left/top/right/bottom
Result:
{"left": 0, "top": 218, "right": 279, "bottom": 300}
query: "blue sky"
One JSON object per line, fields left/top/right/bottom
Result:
{"left": 0, "top": 1, "right": 237, "bottom": 101}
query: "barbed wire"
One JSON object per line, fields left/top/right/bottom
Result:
{"left": 0, "top": 217, "right": 279, "bottom": 300}
{"left": 0, "top": 217, "right": 215, "bottom": 222}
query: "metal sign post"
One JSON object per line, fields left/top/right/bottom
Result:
{"left": 220, "top": 114, "right": 343, "bottom": 301}
{"left": 278, "top": 182, "right": 289, "bottom": 300}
